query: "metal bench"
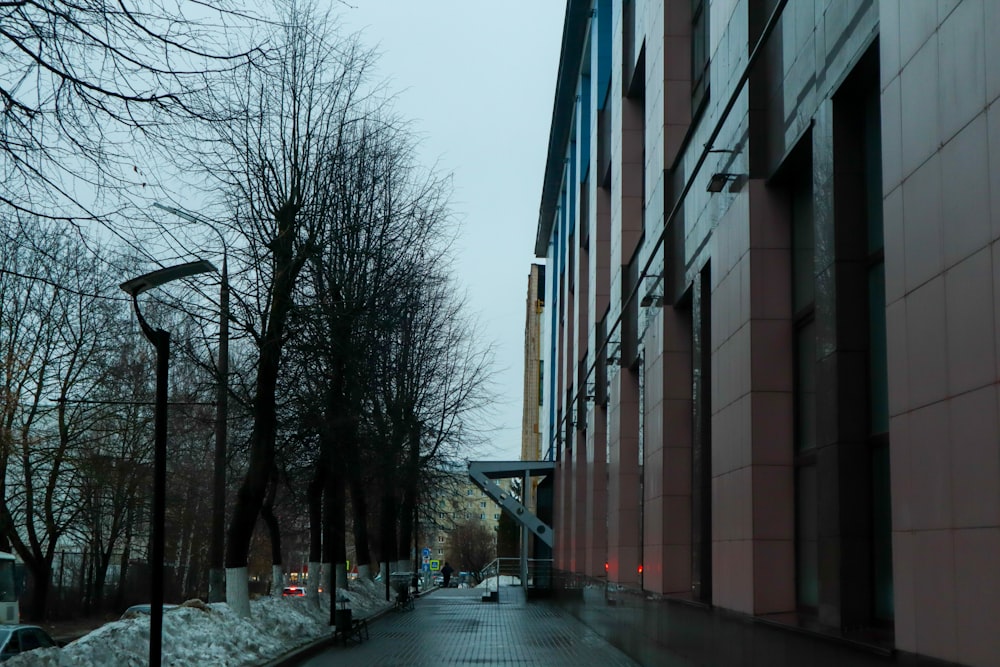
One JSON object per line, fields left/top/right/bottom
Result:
{"left": 334, "top": 617, "right": 369, "bottom": 645}
{"left": 391, "top": 572, "right": 416, "bottom": 612}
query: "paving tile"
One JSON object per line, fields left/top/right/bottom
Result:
{"left": 292, "top": 587, "right": 641, "bottom": 666}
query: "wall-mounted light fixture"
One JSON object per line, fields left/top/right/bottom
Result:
{"left": 707, "top": 172, "right": 739, "bottom": 193}
{"left": 640, "top": 293, "right": 663, "bottom": 308}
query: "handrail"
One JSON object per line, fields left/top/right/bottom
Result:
{"left": 479, "top": 557, "right": 554, "bottom": 589}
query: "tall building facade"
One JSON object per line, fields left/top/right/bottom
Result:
{"left": 535, "top": 1, "right": 1000, "bottom": 665}
{"left": 521, "top": 263, "right": 546, "bottom": 463}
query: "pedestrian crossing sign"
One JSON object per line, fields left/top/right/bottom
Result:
{"left": 430, "top": 559, "right": 441, "bottom": 571}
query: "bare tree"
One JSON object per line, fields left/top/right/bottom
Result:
{"left": 0, "top": 1, "right": 260, "bottom": 223}
{"left": 176, "top": 0, "right": 378, "bottom": 616}
{"left": 73, "top": 342, "right": 154, "bottom": 613}
{"left": 0, "top": 218, "right": 127, "bottom": 619}
{"left": 284, "top": 103, "right": 454, "bottom": 589}
{"left": 447, "top": 521, "right": 495, "bottom": 585}
{"left": 362, "top": 261, "right": 496, "bottom": 583}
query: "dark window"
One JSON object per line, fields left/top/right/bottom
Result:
{"left": 569, "top": 233, "right": 576, "bottom": 292}
{"left": 691, "top": 0, "right": 710, "bottom": 114}
{"left": 863, "top": 71, "right": 892, "bottom": 623}
{"left": 691, "top": 265, "right": 712, "bottom": 602}
{"left": 795, "top": 462, "right": 819, "bottom": 607}
{"left": 791, "top": 162, "right": 818, "bottom": 612}
{"left": 538, "top": 360, "right": 544, "bottom": 407}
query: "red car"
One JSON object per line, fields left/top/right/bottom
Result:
{"left": 281, "top": 586, "right": 305, "bottom": 597}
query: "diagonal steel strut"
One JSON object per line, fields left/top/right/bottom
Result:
{"left": 468, "top": 461, "right": 554, "bottom": 549}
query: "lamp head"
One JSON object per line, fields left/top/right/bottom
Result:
{"left": 120, "top": 259, "right": 217, "bottom": 296}
{"left": 707, "top": 172, "right": 739, "bottom": 193}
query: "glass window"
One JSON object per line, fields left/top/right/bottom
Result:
{"left": 0, "top": 629, "right": 15, "bottom": 658}
{"left": 790, "top": 156, "right": 817, "bottom": 612}
{"left": 863, "top": 75, "right": 892, "bottom": 621}
{"left": 792, "top": 185, "right": 815, "bottom": 314}
{"left": 794, "top": 321, "right": 817, "bottom": 451}
{"left": 691, "top": 0, "right": 709, "bottom": 112}
{"left": 795, "top": 465, "right": 819, "bottom": 608}
{"left": 873, "top": 443, "right": 893, "bottom": 619}
{"left": 479, "top": 501, "right": 486, "bottom": 508}
{"left": 869, "top": 269, "right": 889, "bottom": 434}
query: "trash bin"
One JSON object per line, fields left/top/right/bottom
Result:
{"left": 335, "top": 594, "right": 352, "bottom": 633}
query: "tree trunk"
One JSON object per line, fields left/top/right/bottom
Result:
{"left": 25, "top": 560, "right": 51, "bottom": 622}
{"left": 261, "top": 477, "right": 282, "bottom": 573}
{"left": 226, "top": 567, "right": 250, "bottom": 617}
{"left": 306, "top": 459, "right": 324, "bottom": 601}
{"left": 398, "top": 484, "right": 416, "bottom": 576}
{"left": 272, "top": 564, "right": 284, "bottom": 597}
{"left": 225, "top": 202, "right": 303, "bottom": 616}
{"left": 116, "top": 524, "right": 132, "bottom": 610}
{"left": 348, "top": 474, "right": 372, "bottom": 571}
{"left": 307, "top": 460, "right": 323, "bottom": 567}
{"left": 398, "top": 436, "right": 420, "bottom": 575}
{"left": 93, "top": 549, "right": 110, "bottom": 613}
{"left": 379, "top": 488, "right": 397, "bottom": 569}
{"left": 323, "top": 455, "right": 346, "bottom": 626}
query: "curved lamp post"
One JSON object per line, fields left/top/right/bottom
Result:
{"left": 153, "top": 202, "right": 230, "bottom": 603}
{"left": 120, "top": 259, "right": 216, "bottom": 667}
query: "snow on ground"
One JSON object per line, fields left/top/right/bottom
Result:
{"left": 475, "top": 575, "right": 521, "bottom": 589}
{"left": 7, "top": 578, "right": 393, "bottom": 667}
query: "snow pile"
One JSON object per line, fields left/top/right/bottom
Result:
{"left": 475, "top": 575, "right": 521, "bottom": 588}
{"left": 7, "top": 578, "right": 392, "bottom": 667}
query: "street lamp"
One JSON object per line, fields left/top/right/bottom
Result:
{"left": 152, "top": 202, "right": 230, "bottom": 603}
{"left": 120, "top": 259, "right": 216, "bottom": 667}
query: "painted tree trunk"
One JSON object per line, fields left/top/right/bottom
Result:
{"left": 272, "top": 564, "right": 284, "bottom": 597}
{"left": 226, "top": 567, "right": 250, "bottom": 618}
{"left": 307, "top": 561, "right": 322, "bottom": 599}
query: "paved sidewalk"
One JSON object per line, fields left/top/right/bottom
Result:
{"left": 288, "top": 586, "right": 640, "bottom": 667}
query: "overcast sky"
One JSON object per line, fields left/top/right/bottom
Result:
{"left": 338, "top": 2, "right": 566, "bottom": 461}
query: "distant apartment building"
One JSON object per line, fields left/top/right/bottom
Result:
{"left": 535, "top": 1, "right": 1000, "bottom": 666}
{"left": 426, "top": 477, "right": 508, "bottom": 560}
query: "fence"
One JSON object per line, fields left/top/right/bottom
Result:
{"left": 19, "top": 551, "right": 197, "bottom": 619}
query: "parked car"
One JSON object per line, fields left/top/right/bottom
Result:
{"left": 281, "top": 586, "right": 305, "bottom": 597}
{"left": 0, "top": 625, "right": 57, "bottom": 661}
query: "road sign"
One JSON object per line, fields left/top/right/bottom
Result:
{"left": 422, "top": 563, "right": 430, "bottom": 572}
{"left": 430, "top": 559, "right": 441, "bottom": 571}
{"left": 421, "top": 547, "right": 431, "bottom": 558}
